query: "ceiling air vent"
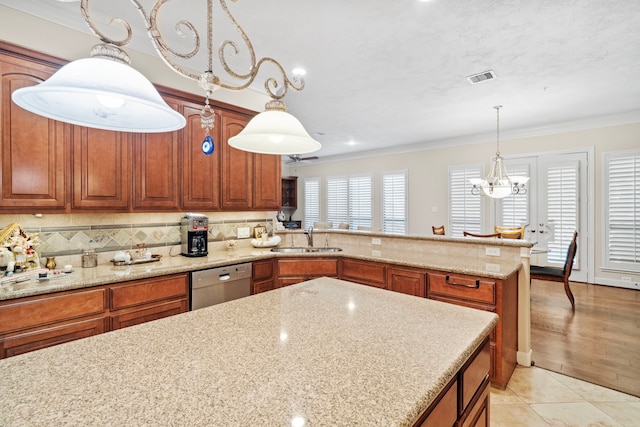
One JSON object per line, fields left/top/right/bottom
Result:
{"left": 467, "top": 70, "right": 497, "bottom": 84}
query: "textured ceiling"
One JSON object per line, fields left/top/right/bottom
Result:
{"left": 2, "top": 0, "right": 640, "bottom": 161}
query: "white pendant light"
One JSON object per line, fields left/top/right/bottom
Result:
{"left": 228, "top": 100, "right": 321, "bottom": 155}
{"left": 11, "top": 50, "right": 186, "bottom": 133}
{"left": 470, "top": 106, "right": 529, "bottom": 198}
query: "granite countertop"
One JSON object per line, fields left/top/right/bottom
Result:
{"left": 0, "top": 277, "right": 498, "bottom": 427}
{"left": 0, "top": 241, "right": 522, "bottom": 301}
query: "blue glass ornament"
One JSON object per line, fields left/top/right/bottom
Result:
{"left": 202, "top": 135, "right": 214, "bottom": 155}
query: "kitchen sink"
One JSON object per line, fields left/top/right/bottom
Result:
{"left": 270, "top": 247, "right": 343, "bottom": 253}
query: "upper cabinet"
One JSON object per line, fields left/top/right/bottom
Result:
{"left": 0, "top": 46, "right": 67, "bottom": 210}
{"left": 0, "top": 42, "right": 282, "bottom": 213}
{"left": 281, "top": 176, "right": 297, "bottom": 209}
{"left": 181, "top": 102, "right": 222, "bottom": 211}
{"left": 133, "top": 97, "right": 181, "bottom": 211}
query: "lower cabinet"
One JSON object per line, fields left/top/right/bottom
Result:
{"left": 0, "top": 273, "right": 189, "bottom": 359}
{"left": 387, "top": 266, "right": 426, "bottom": 297}
{"left": 340, "top": 258, "right": 386, "bottom": 288}
{"left": 276, "top": 257, "right": 339, "bottom": 287}
{"left": 414, "top": 339, "right": 490, "bottom": 427}
{"left": 427, "top": 271, "right": 517, "bottom": 390}
{"left": 252, "top": 259, "right": 275, "bottom": 294}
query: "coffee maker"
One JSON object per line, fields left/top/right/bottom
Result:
{"left": 181, "top": 213, "right": 209, "bottom": 257}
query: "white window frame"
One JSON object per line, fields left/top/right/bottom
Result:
{"left": 381, "top": 170, "right": 408, "bottom": 235}
{"left": 603, "top": 149, "right": 640, "bottom": 273}
{"left": 303, "top": 177, "right": 321, "bottom": 230}
{"left": 449, "top": 164, "right": 484, "bottom": 237}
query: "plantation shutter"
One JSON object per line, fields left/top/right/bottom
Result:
{"left": 327, "top": 176, "right": 348, "bottom": 227}
{"left": 545, "top": 163, "right": 579, "bottom": 265}
{"left": 348, "top": 175, "right": 372, "bottom": 229}
{"left": 449, "top": 165, "right": 482, "bottom": 237}
{"left": 382, "top": 171, "right": 407, "bottom": 235}
{"left": 605, "top": 151, "right": 640, "bottom": 271}
{"left": 499, "top": 164, "right": 530, "bottom": 228}
{"left": 303, "top": 177, "right": 320, "bottom": 229}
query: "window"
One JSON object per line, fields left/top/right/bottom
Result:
{"left": 497, "top": 163, "right": 530, "bottom": 232}
{"left": 303, "top": 177, "right": 320, "bottom": 229}
{"left": 382, "top": 171, "right": 407, "bottom": 234}
{"left": 326, "top": 175, "right": 372, "bottom": 229}
{"left": 449, "top": 165, "right": 483, "bottom": 237}
{"left": 604, "top": 150, "right": 640, "bottom": 272}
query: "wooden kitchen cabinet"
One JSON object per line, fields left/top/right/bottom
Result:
{"left": 281, "top": 176, "right": 297, "bottom": 209}
{"left": 0, "top": 43, "right": 67, "bottom": 211}
{"left": 221, "top": 111, "right": 253, "bottom": 210}
{"left": 0, "top": 273, "right": 188, "bottom": 359}
{"left": 276, "top": 257, "right": 339, "bottom": 287}
{"left": 0, "top": 287, "right": 108, "bottom": 358}
{"left": 253, "top": 152, "right": 281, "bottom": 209}
{"left": 133, "top": 97, "right": 181, "bottom": 210}
{"left": 109, "top": 273, "right": 189, "bottom": 330}
{"left": 340, "top": 258, "right": 387, "bottom": 288}
{"left": 181, "top": 102, "right": 222, "bottom": 210}
{"left": 427, "top": 271, "right": 517, "bottom": 389}
{"left": 72, "top": 126, "right": 131, "bottom": 209}
{"left": 252, "top": 259, "right": 276, "bottom": 294}
{"left": 387, "top": 266, "right": 426, "bottom": 297}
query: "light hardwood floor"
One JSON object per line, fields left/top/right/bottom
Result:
{"left": 530, "top": 279, "right": 640, "bottom": 397}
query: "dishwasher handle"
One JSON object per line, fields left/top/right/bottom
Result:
{"left": 219, "top": 273, "right": 231, "bottom": 281}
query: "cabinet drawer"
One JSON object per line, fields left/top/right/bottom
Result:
{"left": 111, "top": 299, "right": 187, "bottom": 330}
{"left": 341, "top": 258, "right": 386, "bottom": 288}
{"left": 277, "top": 258, "right": 338, "bottom": 277}
{"left": 418, "top": 378, "right": 458, "bottom": 427}
{"left": 110, "top": 274, "right": 188, "bottom": 310}
{"left": 1, "top": 317, "right": 106, "bottom": 358}
{"left": 0, "top": 288, "right": 107, "bottom": 334}
{"left": 461, "top": 340, "right": 491, "bottom": 412}
{"left": 428, "top": 273, "right": 496, "bottom": 306}
{"left": 252, "top": 260, "right": 274, "bottom": 281}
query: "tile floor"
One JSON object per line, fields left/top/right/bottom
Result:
{"left": 490, "top": 366, "right": 640, "bottom": 426}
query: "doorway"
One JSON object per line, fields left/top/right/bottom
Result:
{"left": 497, "top": 150, "right": 591, "bottom": 283}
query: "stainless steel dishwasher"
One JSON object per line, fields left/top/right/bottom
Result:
{"left": 190, "top": 262, "right": 252, "bottom": 310}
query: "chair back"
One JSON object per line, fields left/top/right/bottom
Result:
{"left": 563, "top": 231, "right": 579, "bottom": 279}
{"left": 494, "top": 225, "right": 524, "bottom": 239}
{"left": 432, "top": 225, "right": 445, "bottom": 235}
{"left": 463, "top": 231, "right": 501, "bottom": 238}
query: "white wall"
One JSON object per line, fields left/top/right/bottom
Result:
{"left": 287, "top": 122, "right": 640, "bottom": 288}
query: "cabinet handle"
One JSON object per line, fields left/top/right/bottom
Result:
{"left": 445, "top": 275, "right": 480, "bottom": 289}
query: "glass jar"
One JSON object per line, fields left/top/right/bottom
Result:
{"left": 82, "top": 249, "right": 97, "bottom": 268}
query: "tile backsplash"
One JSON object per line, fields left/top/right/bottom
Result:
{"left": 0, "top": 211, "right": 274, "bottom": 258}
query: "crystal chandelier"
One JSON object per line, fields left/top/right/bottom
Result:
{"left": 11, "top": 0, "right": 321, "bottom": 155}
{"left": 469, "top": 105, "right": 529, "bottom": 198}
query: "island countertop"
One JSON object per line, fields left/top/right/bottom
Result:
{"left": 0, "top": 277, "right": 497, "bottom": 426}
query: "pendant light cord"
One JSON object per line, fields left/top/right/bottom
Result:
{"left": 494, "top": 105, "right": 502, "bottom": 157}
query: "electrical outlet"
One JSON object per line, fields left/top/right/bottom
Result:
{"left": 485, "top": 247, "right": 500, "bottom": 257}
{"left": 237, "top": 227, "right": 250, "bottom": 238}
{"left": 621, "top": 276, "right": 631, "bottom": 282}
{"left": 372, "top": 238, "right": 381, "bottom": 245}
{"left": 371, "top": 250, "right": 381, "bottom": 257}
{"left": 485, "top": 263, "right": 500, "bottom": 272}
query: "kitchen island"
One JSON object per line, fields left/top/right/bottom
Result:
{"left": 0, "top": 277, "right": 497, "bottom": 426}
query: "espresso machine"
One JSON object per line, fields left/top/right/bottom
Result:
{"left": 181, "top": 213, "right": 209, "bottom": 257}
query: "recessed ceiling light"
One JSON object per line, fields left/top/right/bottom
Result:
{"left": 292, "top": 68, "right": 306, "bottom": 76}
{"left": 346, "top": 140, "right": 357, "bottom": 146}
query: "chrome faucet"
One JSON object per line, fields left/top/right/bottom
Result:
{"left": 304, "top": 226, "right": 314, "bottom": 247}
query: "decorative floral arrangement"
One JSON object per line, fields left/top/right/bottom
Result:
{"left": 0, "top": 222, "right": 41, "bottom": 269}
{"left": 225, "top": 239, "right": 237, "bottom": 250}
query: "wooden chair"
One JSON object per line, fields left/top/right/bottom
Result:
{"left": 432, "top": 225, "right": 445, "bottom": 235}
{"left": 494, "top": 225, "right": 525, "bottom": 239}
{"left": 530, "top": 231, "right": 578, "bottom": 309}
{"left": 463, "top": 231, "right": 501, "bottom": 238}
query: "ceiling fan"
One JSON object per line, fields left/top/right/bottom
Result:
{"left": 286, "top": 154, "right": 319, "bottom": 163}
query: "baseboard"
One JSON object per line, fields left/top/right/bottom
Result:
{"left": 594, "top": 276, "right": 640, "bottom": 291}
{"left": 517, "top": 349, "right": 532, "bottom": 367}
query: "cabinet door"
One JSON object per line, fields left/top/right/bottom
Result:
{"left": 133, "top": 97, "right": 180, "bottom": 210}
{"left": 387, "top": 266, "right": 426, "bottom": 297}
{"left": 253, "top": 153, "right": 281, "bottom": 210}
{"left": 181, "top": 103, "right": 221, "bottom": 210}
{"left": 72, "top": 126, "right": 131, "bottom": 209}
{"left": 340, "top": 258, "right": 386, "bottom": 288}
{"left": 0, "top": 55, "right": 67, "bottom": 209}
{"left": 221, "top": 111, "right": 253, "bottom": 210}
{"left": 111, "top": 299, "right": 187, "bottom": 330}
